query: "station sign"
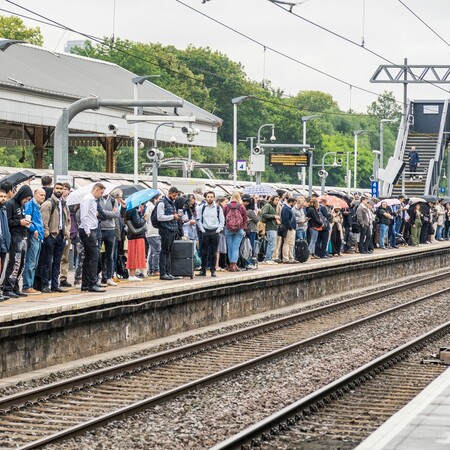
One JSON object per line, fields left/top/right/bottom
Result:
{"left": 236, "top": 160, "right": 247, "bottom": 171}
{"left": 371, "top": 180, "right": 379, "bottom": 198}
{"left": 269, "top": 152, "right": 310, "bottom": 168}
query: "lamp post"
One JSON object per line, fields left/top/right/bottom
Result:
{"left": 302, "top": 115, "right": 320, "bottom": 196}
{"left": 320, "top": 151, "right": 337, "bottom": 195}
{"left": 353, "top": 130, "right": 371, "bottom": 190}
{"left": 151, "top": 122, "right": 174, "bottom": 189}
{"left": 256, "top": 123, "right": 276, "bottom": 185}
{"left": 132, "top": 75, "right": 160, "bottom": 184}
{"left": 232, "top": 95, "right": 255, "bottom": 189}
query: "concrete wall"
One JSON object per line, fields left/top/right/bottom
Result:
{"left": 0, "top": 247, "right": 449, "bottom": 377}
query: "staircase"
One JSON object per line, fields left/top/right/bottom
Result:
{"left": 391, "top": 132, "right": 438, "bottom": 197}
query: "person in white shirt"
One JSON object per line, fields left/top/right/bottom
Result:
{"left": 79, "top": 183, "right": 106, "bottom": 292}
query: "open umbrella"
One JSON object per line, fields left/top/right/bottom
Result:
{"left": 66, "top": 181, "right": 116, "bottom": 206}
{"left": 243, "top": 185, "right": 277, "bottom": 196}
{"left": 409, "top": 197, "right": 426, "bottom": 205}
{"left": 126, "top": 188, "right": 160, "bottom": 211}
{"left": 375, "top": 198, "right": 401, "bottom": 208}
{"left": 318, "top": 195, "right": 349, "bottom": 209}
{"left": 423, "top": 195, "right": 438, "bottom": 203}
{"left": 326, "top": 191, "right": 352, "bottom": 206}
{"left": 117, "top": 184, "right": 145, "bottom": 198}
{"left": 0, "top": 170, "right": 35, "bottom": 187}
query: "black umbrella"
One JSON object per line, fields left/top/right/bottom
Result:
{"left": 0, "top": 170, "right": 35, "bottom": 187}
{"left": 116, "top": 184, "right": 145, "bottom": 198}
{"left": 423, "top": 195, "right": 438, "bottom": 203}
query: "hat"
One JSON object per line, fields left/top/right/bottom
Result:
{"left": 242, "top": 195, "right": 251, "bottom": 203}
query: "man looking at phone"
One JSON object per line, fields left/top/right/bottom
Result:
{"left": 2, "top": 185, "right": 33, "bottom": 298}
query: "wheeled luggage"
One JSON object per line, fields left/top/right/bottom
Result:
{"left": 295, "top": 239, "right": 310, "bottom": 263}
{"left": 170, "top": 240, "right": 195, "bottom": 279}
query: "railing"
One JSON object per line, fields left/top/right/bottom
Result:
{"left": 425, "top": 99, "right": 449, "bottom": 195}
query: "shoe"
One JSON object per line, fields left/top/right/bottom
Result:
{"left": 211, "top": 272, "right": 217, "bottom": 277}
{"left": 160, "top": 274, "right": 173, "bottom": 281}
{"left": 196, "top": 271, "right": 207, "bottom": 277}
{"left": 1, "top": 293, "right": 9, "bottom": 300}
{"left": 128, "top": 276, "right": 142, "bottom": 282}
{"left": 112, "top": 277, "right": 121, "bottom": 283}
{"left": 4, "top": 291, "right": 18, "bottom": 298}
{"left": 88, "top": 286, "right": 106, "bottom": 293}
{"left": 168, "top": 274, "right": 182, "bottom": 280}
{"left": 392, "top": 245, "right": 399, "bottom": 249}
{"left": 51, "top": 287, "right": 68, "bottom": 293}
{"left": 107, "top": 279, "right": 118, "bottom": 286}
{"left": 16, "top": 291, "right": 28, "bottom": 297}
{"left": 22, "top": 288, "right": 41, "bottom": 295}
{"left": 97, "top": 281, "right": 107, "bottom": 287}
{"left": 152, "top": 271, "right": 160, "bottom": 276}
{"left": 75, "top": 283, "right": 82, "bottom": 289}
{"left": 246, "top": 264, "right": 256, "bottom": 269}
{"left": 60, "top": 280, "right": 72, "bottom": 288}
{"left": 41, "top": 287, "right": 52, "bottom": 294}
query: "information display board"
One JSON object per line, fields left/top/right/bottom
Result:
{"left": 269, "top": 152, "right": 310, "bottom": 168}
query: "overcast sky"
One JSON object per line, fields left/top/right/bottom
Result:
{"left": 3, "top": 0, "right": 450, "bottom": 112}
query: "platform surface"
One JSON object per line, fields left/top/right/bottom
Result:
{"left": 356, "top": 367, "right": 450, "bottom": 450}
{"left": 0, "top": 241, "right": 447, "bottom": 323}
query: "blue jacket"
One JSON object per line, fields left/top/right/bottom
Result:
{"left": 409, "top": 151, "right": 419, "bottom": 165}
{"left": 24, "top": 198, "right": 44, "bottom": 241}
{"left": 0, "top": 206, "right": 10, "bottom": 253}
{"left": 281, "top": 204, "right": 296, "bottom": 230}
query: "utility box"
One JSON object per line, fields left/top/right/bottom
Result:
{"left": 250, "top": 154, "right": 265, "bottom": 172}
{"left": 439, "top": 347, "right": 450, "bottom": 364}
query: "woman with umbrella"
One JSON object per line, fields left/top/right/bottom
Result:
{"left": 125, "top": 203, "right": 148, "bottom": 282}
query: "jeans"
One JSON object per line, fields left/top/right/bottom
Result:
{"left": 436, "top": 225, "right": 444, "bottom": 240}
{"left": 23, "top": 236, "right": 41, "bottom": 290}
{"left": 308, "top": 228, "right": 319, "bottom": 255}
{"left": 147, "top": 236, "right": 161, "bottom": 273}
{"left": 264, "top": 230, "right": 277, "bottom": 261}
{"left": 42, "top": 233, "right": 66, "bottom": 290}
{"left": 225, "top": 228, "right": 244, "bottom": 263}
{"left": 247, "top": 231, "right": 257, "bottom": 265}
{"left": 100, "top": 229, "right": 116, "bottom": 281}
{"left": 295, "top": 228, "right": 306, "bottom": 241}
{"left": 379, "top": 223, "right": 389, "bottom": 248}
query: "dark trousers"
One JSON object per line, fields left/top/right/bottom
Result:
{"left": 79, "top": 228, "right": 99, "bottom": 289}
{"left": 159, "top": 228, "right": 177, "bottom": 276}
{"left": 201, "top": 229, "right": 219, "bottom": 272}
{"left": 359, "top": 225, "right": 371, "bottom": 253}
{"left": 3, "top": 234, "right": 27, "bottom": 293}
{"left": 99, "top": 229, "right": 116, "bottom": 282}
{"left": 316, "top": 229, "right": 329, "bottom": 257}
{"left": 42, "top": 233, "right": 66, "bottom": 290}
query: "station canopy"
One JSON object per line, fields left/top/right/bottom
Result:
{"left": 0, "top": 40, "right": 222, "bottom": 148}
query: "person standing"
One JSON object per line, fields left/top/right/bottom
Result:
{"left": 2, "top": 185, "right": 33, "bottom": 298}
{"left": 41, "top": 175, "right": 53, "bottom": 200}
{"left": 0, "top": 189, "right": 11, "bottom": 301}
{"left": 357, "top": 197, "right": 372, "bottom": 254}
{"left": 59, "top": 183, "right": 72, "bottom": 288}
{"left": 40, "top": 183, "right": 71, "bottom": 294}
{"left": 260, "top": 195, "right": 280, "bottom": 265}
{"left": 125, "top": 204, "right": 147, "bottom": 282}
{"left": 22, "top": 188, "right": 46, "bottom": 294}
{"left": 79, "top": 183, "right": 106, "bottom": 292}
{"left": 280, "top": 197, "right": 296, "bottom": 263}
{"left": 157, "top": 186, "right": 181, "bottom": 281}
{"left": 196, "top": 191, "right": 224, "bottom": 277}
{"left": 408, "top": 146, "right": 420, "bottom": 180}
{"left": 410, "top": 203, "right": 423, "bottom": 246}
{"left": 145, "top": 195, "right": 161, "bottom": 276}
{"left": 223, "top": 192, "right": 247, "bottom": 272}
{"left": 306, "top": 198, "right": 323, "bottom": 259}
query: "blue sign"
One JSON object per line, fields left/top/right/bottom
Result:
{"left": 440, "top": 186, "right": 446, "bottom": 194}
{"left": 371, "top": 180, "right": 379, "bottom": 198}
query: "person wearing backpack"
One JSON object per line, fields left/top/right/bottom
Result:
{"left": 223, "top": 191, "right": 248, "bottom": 272}
{"left": 156, "top": 186, "right": 181, "bottom": 280}
{"left": 196, "top": 191, "right": 224, "bottom": 277}
{"left": 260, "top": 195, "right": 280, "bottom": 264}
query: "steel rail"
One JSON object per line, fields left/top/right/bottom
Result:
{"left": 210, "top": 320, "right": 450, "bottom": 450}
{"left": 13, "top": 280, "right": 450, "bottom": 449}
{"left": 2, "top": 270, "right": 448, "bottom": 413}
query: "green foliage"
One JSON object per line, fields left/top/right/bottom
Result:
{"left": 0, "top": 15, "right": 43, "bottom": 46}
{"left": 367, "top": 91, "right": 402, "bottom": 121}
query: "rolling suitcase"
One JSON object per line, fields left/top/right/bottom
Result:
{"left": 170, "top": 240, "right": 195, "bottom": 279}
{"left": 295, "top": 239, "right": 310, "bottom": 263}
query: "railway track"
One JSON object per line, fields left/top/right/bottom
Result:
{"left": 212, "top": 323, "right": 450, "bottom": 450}
{"left": 1, "top": 271, "right": 450, "bottom": 449}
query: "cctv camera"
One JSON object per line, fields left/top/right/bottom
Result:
{"left": 138, "top": 140, "right": 145, "bottom": 149}
{"left": 252, "top": 146, "right": 263, "bottom": 155}
{"left": 336, "top": 158, "right": 343, "bottom": 166}
{"left": 443, "top": 175, "right": 447, "bottom": 180}
{"left": 108, "top": 124, "right": 119, "bottom": 133}
{"left": 270, "top": 135, "right": 276, "bottom": 143}
{"left": 181, "top": 126, "right": 199, "bottom": 136}
{"left": 418, "top": 175, "right": 423, "bottom": 181}
{"left": 369, "top": 175, "right": 375, "bottom": 181}
{"left": 318, "top": 169, "right": 328, "bottom": 178}
{"left": 147, "top": 148, "right": 157, "bottom": 159}
{"left": 169, "top": 136, "right": 177, "bottom": 144}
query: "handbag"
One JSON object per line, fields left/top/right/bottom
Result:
{"left": 126, "top": 220, "right": 147, "bottom": 236}
{"left": 277, "top": 224, "right": 288, "bottom": 238}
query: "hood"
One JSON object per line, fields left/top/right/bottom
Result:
{"left": 14, "top": 185, "right": 33, "bottom": 204}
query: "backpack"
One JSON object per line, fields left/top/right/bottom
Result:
{"left": 239, "top": 236, "right": 253, "bottom": 261}
{"left": 151, "top": 202, "right": 162, "bottom": 229}
{"left": 225, "top": 203, "right": 244, "bottom": 231}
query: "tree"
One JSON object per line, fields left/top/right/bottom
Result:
{"left": 367, "top": 91, "right": 402, "bottom": 121}
{"left": 0, "top": 15, "right": 43, "bottom": 46}
{"left": 290, "top": 90, "right": 339, "bottom": 113}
